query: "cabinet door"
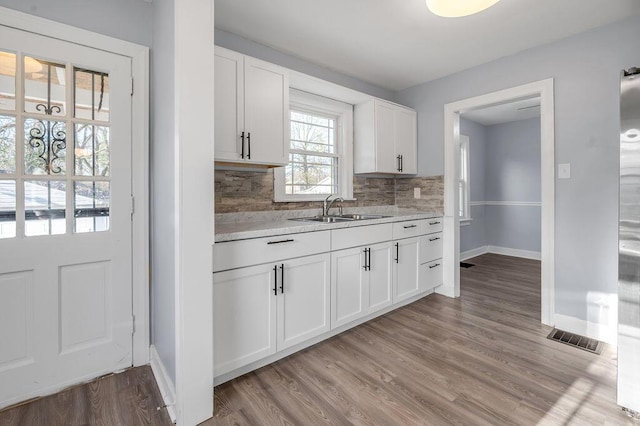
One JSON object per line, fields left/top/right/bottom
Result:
{"left": 331, "top": 247, "right": 367, "bottom": 329}
{"left": 214, "top": 48, "right": 244, "bottom": 162}
{"left": 213, "top": 264, "right": 277, "bottom": 377}
{"left": 368, "top": 242, "right": 393, "bottom": 312}
{"left": 278, "top": 254, "right": 331, "bottom": 350}
{"left": 393, "top": 237, "right": 421, "bottom": 303}
{"left": 374, "top": 100, "right": 398, "bottom": 173}
{"left": 421, "top": 260, "right": 443, "bottom": 293}
{"left": 395, "top": 107, "right": 417, "bottom": 174}
{"left": 244, "top": 57, "right": 289, "bottom": 166}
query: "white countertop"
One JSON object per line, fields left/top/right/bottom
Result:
{"left": 215, "top": 207, "right": 442, "bottom": 242}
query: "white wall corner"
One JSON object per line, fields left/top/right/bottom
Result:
{"left": 460, "top": 246, "right": 489, "bottom": 261}
{"left": 487, "top": 246, "right": 541, "bottom": 261}
{"left": 150, "top": 345, "right": 177, "bottom": 423}
{"left": 553, "top": 313, "right": 617, "bottom": 345}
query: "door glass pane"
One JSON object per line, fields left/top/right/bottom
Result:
{"left": 74, "top": 181, "right": 109, "bottom": 233}
{"left": 0, "top": 115, "right": 16, "bottom": 174}
{"left": 24, "top": 118, "right": 67, "bottom": 175}
{"left": 24, "top": 180, "right": 66, "bottom": 236}
{"left": 74, "top": 69, "right": 109, "bottom": 122}
{"left": 0, "top": 179, "right": 16, "bottom": 238}
{"left": 75, "top": 124, "right": 109, "bottom": 176}
{"left": 0, "top": 51, "right": 16, "bottom": 111}
{"left": 24, "top": 57, "right": 66, "bottom": 116}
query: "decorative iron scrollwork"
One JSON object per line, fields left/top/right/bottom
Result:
{"left": 28, "top": 120, "right": 66, "bottom": 174}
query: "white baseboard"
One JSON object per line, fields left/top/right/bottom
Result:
{"left": 460, "top": 246, "right": 489, "bottom": 261}
{"left": 150, "top": 345, "right": 177, "bottom": 423}
{"left": 460, "top": 245, "right": 541, "bottom": 261}
{"left": 553, "top": 313, "right": 616, "bottom": 345}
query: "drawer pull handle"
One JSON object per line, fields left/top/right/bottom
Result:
{"left": 429, "top": 221, "right": 441, "bottom": 225}
{"left": 429, "top": 237, "right": 440, "bottom": 242}
{"left": 395, "top": 242, "right": 399, "bottom": 263}
{"left": 267, "top": 239, "right": 294, "bottom": 245}
{"left": 273, "top": 265, "right": 278, "bottom": 295}
{"left": 429, "top": 263, "right": 441, "bottom": 269}
{"left": 279, "top": 264, "right": 284, "bottom": 294}
{"left": 403, "top": 224, "right": 417, "bottom": 229}
{"left": 363, "top": 248, "right": 370, "bottom": 271}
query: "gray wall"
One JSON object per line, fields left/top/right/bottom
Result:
{"left": 150, "top": 0, "right": 176, "bottom": 384}
{"left": 460, "top": 118, "right": 487, "bottom": 253}
{"left": 397, "top": 16, "right": 640, "bottom": 324}
{"left": 215, "top": 29, "right": 394, "bottom": 101}
{"left": 0, "top": 0, "right": 152, "bottom": 46}
{"left": 485, "top": 118, "right": 541, "bottom": 253}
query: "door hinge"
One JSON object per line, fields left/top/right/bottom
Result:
{"left": 130, "top": 195, "right": 135, "bottom": 217}
{"left": 130, "top": 77, "right": 134, "bottom": 96}
{"left": 132, "top": 315, "right": 136, "bottom": 334}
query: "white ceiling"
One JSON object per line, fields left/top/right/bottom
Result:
{"left": 462, "top": 97, "right": 541, "bottom": 126}
{"left": 214, "top": 0, "right": 640, "bottom": 91}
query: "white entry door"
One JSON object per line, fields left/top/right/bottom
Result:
{"left": 0, "top": 25, "right": 133, "bottom": 408}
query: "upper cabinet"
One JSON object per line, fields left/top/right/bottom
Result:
{"left": 214, "top": 47, "right": 289, "bottom": 166}
{"left": 354, "top": 98, "right": 417, "bottom": 175}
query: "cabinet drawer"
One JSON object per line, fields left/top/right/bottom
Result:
{"left": 420, "top": 232, "right": 443, "bottom": 264}
{"left": 392, "top": 219, "right": 425, "bottom": 239}
{"left": 424, "top": 217, "right": 443, "bottom": 234}
{"left": 331, "top": 223, "right": 393, "bottom": 251}
{"left": 213, "top": 230, "right": 331, "bottom": 272}
{"left": 420, "top": 260, "right": 443, "bottom": 292}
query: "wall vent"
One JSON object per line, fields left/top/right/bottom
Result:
{"left": 547, "top": 328, "right": 603, "bottom": 354}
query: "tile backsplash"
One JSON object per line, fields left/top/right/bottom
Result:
{"left": 215, "top": 169, "right": 443, "bottom": 214}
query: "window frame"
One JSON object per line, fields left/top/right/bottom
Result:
{"left": 274, "top": 89, "right": 353, "bottom": 202}
{"left": 459, "top": 134, "right": 471, "bottom": 223}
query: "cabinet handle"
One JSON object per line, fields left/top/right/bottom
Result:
{"left": 403, "top": 224, "right": 417, "bottom": 229}
{"left": 397, "top": 155, "right": 401, "bottom": 172}
{"left": 273, "top": 265, "right": 278, "bottom": 295}
{"left": 400, "top": 154, "right": 404, "bottom": 172}
{"left": 279, "top": 264, "right": 284, "bottom": 294}
{"left": 395, "top": 242, "right": 399, "bottom": 263}
{"left": 429, "top": 237, "right": 440, "bottom": 242}
{"left": 267, "top": 239, "right": 294, "bottom": 245}
{"left": 241, "top": 131, "right": 245, "bottom": 159}
{"left": 429, "top": 221, "right": 441, "bottom": 225}
{"left": 247, "top": 132, "right": 251, "bottom": 159}
{"left": 368, "top": 247, "right": 372, "bottom": 270}
{"left": 429, "top": 263, "right": 441, "bottom": 269}
{"left": 363, "top": 248, "right": 369, "bottom": 271}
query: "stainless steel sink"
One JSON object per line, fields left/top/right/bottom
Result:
{"left": 290, "top": 214, "right": 389, "bottom": 223}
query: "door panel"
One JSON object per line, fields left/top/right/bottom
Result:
{"left": 278, "top": 254, "right": 330, "bottom": 350}
{"left": 0, "top": 25, "right": 132, "bottom": 408}
{"left": 214, "top": 48, "right": 243, "bottom": 161}
{"left": 395, "top": 107, "right": 417, "bottom": 174}
{"left": 393, "top": 237, "right": 420, "bottom": 303}
{"left": 368, "top": 242, "right": 393, "bottom": 312}
{"left": 331, "top": 247, "right": 367, "bottom": 329}
{"left": 374, "top": 101, "right": 396, "bottom": 173}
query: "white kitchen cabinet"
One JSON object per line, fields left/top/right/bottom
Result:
{"left": 393, "top": 237, "right": 421, "bottom": 303}
{"left": 278, "top": 254, "right": 331, "bottom": 350}
{"left": 421, "top": 260, "right": 443, "bottom": 292}
{"left": 214, "top": 46, "right": 289, "bottom": 166}
{"left": 213, "top": 253, "right": 330, "bottom": 377}
{"left": 354, "top": 98, "right": 417, "bottom": 175}
{"left": 213, "top": 263, "right": 277, "bottom": 377}
{"left": 331, "top": 242, "right": 392, "bottom": 329}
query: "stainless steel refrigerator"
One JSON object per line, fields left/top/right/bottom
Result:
{"left": 619, "top": 66, "right": 640, "bottom": 415}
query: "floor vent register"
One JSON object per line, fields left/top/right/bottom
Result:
{"left": 546, "top": 328, "right": 603, "bottom": 355}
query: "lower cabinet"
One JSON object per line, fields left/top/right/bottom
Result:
{"left": 330, "top": 242, "right": 393, "bottom": 329}
{"left": 393, "top": 237, "right": 421, "bottom": 303}
{"left": 213, "top": 253, "right": 330, "bottom": 377}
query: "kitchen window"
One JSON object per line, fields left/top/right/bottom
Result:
{"left": 459, "top": 134, "right": 470, "bottom": 222}
{"left": 274, "top": 90, "right": 353, "bottom": 201}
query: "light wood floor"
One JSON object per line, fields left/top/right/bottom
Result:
{"left": 0, "top": 254, "right": 634, "bottom": 425}
{"left": 0, "top": 365, "right": 170, "bottom": 425}
{"left": 208, "top": 254, "right": 635, "bottom": 425}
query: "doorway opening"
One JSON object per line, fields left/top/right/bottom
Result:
{"left": 441, "top": 79, "right": 555, "bottom": 325}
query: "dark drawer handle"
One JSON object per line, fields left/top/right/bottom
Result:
{"left": 429, "top": 221, "right": 441, "bottom": 225}
{"left": 267, "top": 239, "right": 294, "bottom": 245}
{"left": 403, "top": 224, "right": 417, "bottom": 229}
{"left": 429, "top": 263, "right": 441, "bottom": 269}
{"left": 429, "top": 237, "right": 440, "bottom": 242}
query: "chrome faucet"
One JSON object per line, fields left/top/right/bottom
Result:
{"left": 323, "top": 194, "right": 344, "bottom": 216}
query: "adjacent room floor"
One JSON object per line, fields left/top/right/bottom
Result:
{"left": 0, "top": 254, "right": 634, "bottom": 425}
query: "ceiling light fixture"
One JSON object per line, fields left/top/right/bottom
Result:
{"left": 426, "top": 0, "right": 501, "bottom": 17}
